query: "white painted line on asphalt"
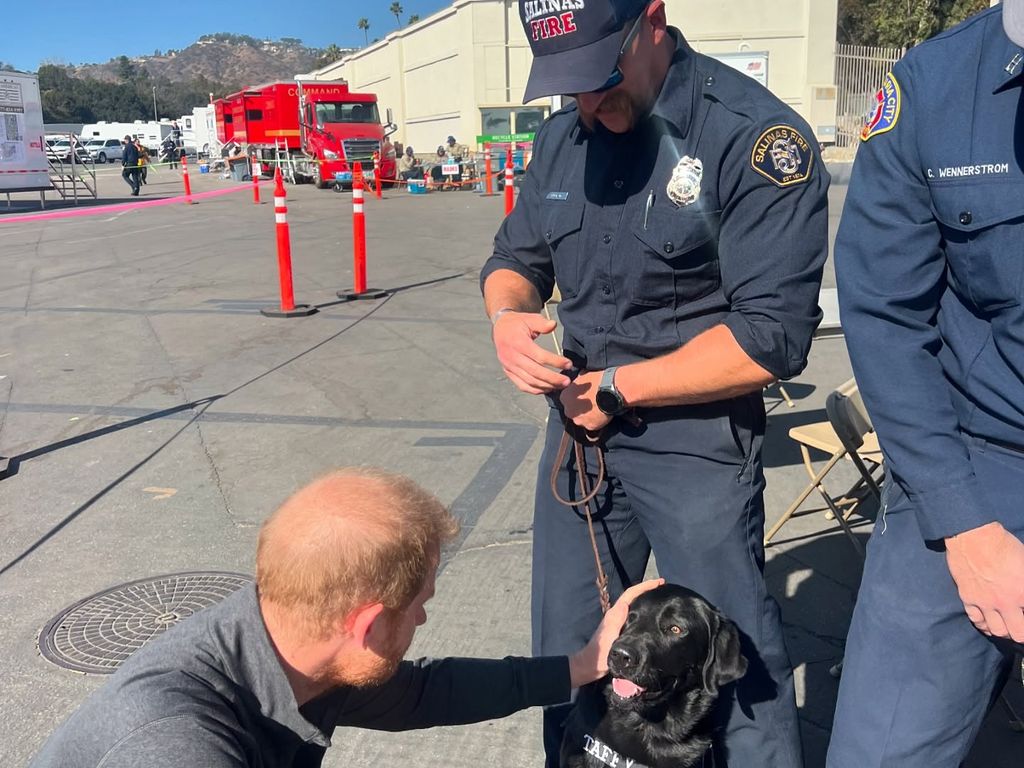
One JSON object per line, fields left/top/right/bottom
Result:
{"left": 102, "top": 209, "right": 137, "bottom": 222}
{"left": 64, "top": 223, "right": 177, "bottom": 245}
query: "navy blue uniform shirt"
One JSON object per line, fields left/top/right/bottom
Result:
{"left": 482, "top": 29, "right": 828, "bottom": 381}
{"left": 122, "top": 142, "right": 139, "bottom": 167}
{"left": 836, "top": 6, "right": 1024, "bottom": 541}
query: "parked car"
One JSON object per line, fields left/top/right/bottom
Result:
{"left": 46, "top": 137, "right": 92, "bottom": 165}
{"left": 83, "top": 138, "right": 124, "bottom": 164}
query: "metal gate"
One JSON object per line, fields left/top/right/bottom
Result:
{"left": 835, "top": 43, "right": 906, "bottom": 149}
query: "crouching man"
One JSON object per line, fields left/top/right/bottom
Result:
{"left": 29, "top": 467, "right": 659, "bottom": 768}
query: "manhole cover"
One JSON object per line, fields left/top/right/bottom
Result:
{"left": 39, "top": 571, "right": 253, "bottom": 674}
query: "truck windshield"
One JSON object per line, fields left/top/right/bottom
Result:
{"left": 314, "top": 102, "right": 380, "bottom": 126}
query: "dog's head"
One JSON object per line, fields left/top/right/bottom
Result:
{"left": 605, "top": 584, "right": 748, "bottom": 710}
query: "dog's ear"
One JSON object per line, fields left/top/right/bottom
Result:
{"left": 701, "top": 613, "right": 748, "bottom": 695}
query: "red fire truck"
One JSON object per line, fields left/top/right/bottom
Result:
{"left": 214, "top": 81, "right": 397, "bottom": 188}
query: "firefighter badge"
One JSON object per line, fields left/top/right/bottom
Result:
{"left": 666, "top": 156, "right": 702, "bottom": 207}
{"left": 750, "top": 125, "right": 813, "bottom": 187}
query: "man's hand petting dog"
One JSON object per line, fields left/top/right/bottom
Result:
{"left": 568, "top": 579, "right": 666, "bottom": 689}
{"left": 562, "top": 584, "right": 749, "bottom": 768}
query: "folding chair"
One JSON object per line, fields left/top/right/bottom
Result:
{"left": 826, "top": 383, "right": 883, "bottom": 501}
{"left": 764, "top": 378, "right": 884, "bottom": 556}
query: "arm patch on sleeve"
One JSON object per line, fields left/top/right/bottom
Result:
{"left": 861, "top": 72, "right": 901, "bottom": 141}
{"left": 750, "top": 125, "right": 814, "bottom": 187}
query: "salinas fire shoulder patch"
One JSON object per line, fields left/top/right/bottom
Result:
{"left": 750, "top": 125, "right": 814, "bottom": 187}
{"left": 861, "top": 72, "right": 901, "bottom": 141}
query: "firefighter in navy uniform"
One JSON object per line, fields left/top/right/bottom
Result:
{"left": 828, "top": 4, "right": 1024, "bottom": 766}
{"left": 481, "top": 1, "right": 828, "bottom": 766}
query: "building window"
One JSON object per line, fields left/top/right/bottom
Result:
{"left": 246, "top": 109, "right": 264, "bottom": 121}
{"left": 480, "top": 107, "right": 549, "bottom": 137}
{"left": 514, "top": 108, "right": 547, "bottom": 134}
{"left": 480, "top": 108, "right": 511, "bottom": 136}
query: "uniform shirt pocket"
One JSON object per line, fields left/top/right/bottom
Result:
{"left": 629, "top": 207, "right": 721, "bottom": 308}
{"left": 541, "top": 201, "right": 585, "bottom": 298}
{"left": 931, "top": 182, "right": 1024, "bottom": 311}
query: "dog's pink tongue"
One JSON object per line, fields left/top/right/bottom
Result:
{"left": 612, "top": 678, "right": 645, "bottom": 698}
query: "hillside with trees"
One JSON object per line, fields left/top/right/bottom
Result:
{"left": 34, "top": 34, "right": 354, "bottom": 124}
{"left": 69, "top": 35, "right": 345, "bottom": 88}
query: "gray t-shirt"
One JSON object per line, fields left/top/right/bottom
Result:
{"left": 29, "top": 584, "right": 570, "bottom": 767}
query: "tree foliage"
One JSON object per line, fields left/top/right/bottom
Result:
{"left": 358, "top": 17, "right": 370, "bottom": 46}
{"left": 198, "top": 32, "right": 263, "bottom": 47}
{"left": 838, "top": 0, "right": 992, "bottom": 47}
{"left": 317, "top": 44, "right": 347, "bottom": 67}
{"left": 37, "top": 63, "right": 232, "bottom": 124}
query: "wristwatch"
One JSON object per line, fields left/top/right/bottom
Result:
{"left": 596, "top": 366, "right": 629, "bottom": 416}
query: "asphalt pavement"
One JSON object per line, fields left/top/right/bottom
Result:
{"left": 0, "top": 166, "right": 1018, "bottom": 767}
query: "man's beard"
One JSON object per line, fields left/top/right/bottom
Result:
{"left": 320, "top": 629, "right": 406, "bottom": 689}
{"left": 578, "top": 88, "right": 644, "bottom": 133}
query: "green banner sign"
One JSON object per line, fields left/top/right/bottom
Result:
{"left": 475, "top": 132, "right": 535, "bottom": 144}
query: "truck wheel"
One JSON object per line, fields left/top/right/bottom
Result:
{"left": 98, "top": 152, "right": 107, "bottom": 164}
{"left": 312, "top": 165, "right": 328, "bottom": 190}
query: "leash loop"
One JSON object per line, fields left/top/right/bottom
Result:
{"left": 549, "top": 419, "right": 611, "bottom": 614}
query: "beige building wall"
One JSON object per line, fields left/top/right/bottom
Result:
{"left": 304, "top": 0, "right": 839, "bottom": 152}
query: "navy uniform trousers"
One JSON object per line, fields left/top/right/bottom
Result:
{"left": 533, "top": 407, "right": 803, "bottom": 768}
{"left": 826, "top": 435, "right": 1020, "bottom": 767}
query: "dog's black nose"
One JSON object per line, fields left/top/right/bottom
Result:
{"left": 610, "top": 645, "right": 635, "bottom": 669}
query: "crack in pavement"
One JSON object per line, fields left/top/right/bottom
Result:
{"left": 143, "top": 314, "right": 236, "bottom": 524}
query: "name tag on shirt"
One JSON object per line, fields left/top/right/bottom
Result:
{"left": 546, "top": 191, "right": 569, "bottom": 201}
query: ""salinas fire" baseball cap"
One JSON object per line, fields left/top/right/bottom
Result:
{"left": 520, "top": 0, "right": 650, "bottom": 102}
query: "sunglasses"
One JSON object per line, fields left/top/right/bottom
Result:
{"left": 590, "top": 12, "right": 646, "bottom": 93}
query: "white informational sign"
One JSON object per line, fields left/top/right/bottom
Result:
{"left": 0, "top": 72, "right": 50, "bottom": 192}
{"left": 441, "top": 163, "right": 460, "bottom": 175}
{"left": 709, "top": 52, "right": 769, "bottom": 88}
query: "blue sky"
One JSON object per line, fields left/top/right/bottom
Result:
{"left": 4, "top": 0, "right": 449, "bottom": 72}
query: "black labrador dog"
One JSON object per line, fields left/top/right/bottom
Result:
{"left": 561, "top": 584, "right": 748, "bottom": 768}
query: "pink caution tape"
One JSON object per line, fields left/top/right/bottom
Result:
{"left": 0, "top": 183, "right": 250, "bottom": 225}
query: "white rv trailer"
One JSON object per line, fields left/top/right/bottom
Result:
{"left": 178, "top": 106, "right": 215, "bottom": 156}
{"left": 0, "top": 71, "right": 50, "bottom": 199}
{"left": 79, "top": 120, "right": 174, "bottom": 152}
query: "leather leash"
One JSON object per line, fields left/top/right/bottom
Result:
{"left": 549, "top": 418, "right": 612, "bottom": 614}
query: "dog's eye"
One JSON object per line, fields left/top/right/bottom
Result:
{"left": 668, "top": 625, "right": 683, "bottom": 635}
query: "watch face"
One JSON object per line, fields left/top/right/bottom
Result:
{"left": 596, "top": 388, "right": 623, "bottom": 415}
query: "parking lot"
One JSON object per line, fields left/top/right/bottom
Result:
{"left": 0, "top": 170, "right": 1019, "bottom": 767}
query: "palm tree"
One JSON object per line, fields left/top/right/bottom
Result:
{"left": 408, "top": 13, "right": 420, "bottom": 24}
{"left": 357, "top": 17, "right": 370, "bottom": 46}
{"left": 390, "top": 2, "right": 404, "bottom": 27}
{"left": 319, "top": 44, "right": 344, "bottom": 66}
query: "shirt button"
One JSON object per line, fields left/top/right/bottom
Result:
{"left": 663, "top": 241, "right": 675, "bottom": 254}
{"left": 613, "top": 179, "right": 623, "bottom": 189}
{"left": 602, "top": 285, "right": 611, "bottom": 295}
{"left": 602, "top": 234, "right": 612, "bottom": 244}
{"left": 544, "top": 230, "right": 553, "bottom": 241}
{"left": 704, "top": 75, "right": 715, "bottom": 87}
{"left": 596, "top": 326, "right": 605, "bottom": 333}
{"left": 959, "top": 211, "right": 973, "bottom": 225}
